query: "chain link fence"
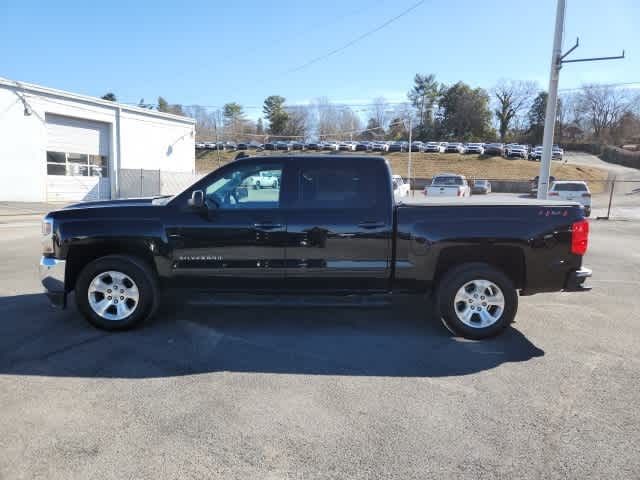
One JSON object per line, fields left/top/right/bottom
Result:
{"left": 589, "top": 178, "right": 640, "bottom": 220}
{"left": 118, "top": 169, "right": 203, "bottom": 198}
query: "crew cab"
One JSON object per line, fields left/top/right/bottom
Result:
{"left": 40, "top": 155, "right": 592, "bottom": 340}
{"left": 424, "top": 173, "right": 471, "bottom": 197}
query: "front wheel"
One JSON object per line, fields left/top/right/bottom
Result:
{"left": 75, "top": 255, "right": 159, "bottom": 331}
{"left": 436, "top": 263, "right": 518, "bottom": 339}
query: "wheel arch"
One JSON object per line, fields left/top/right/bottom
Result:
{"left": 434, "top": 245, "right": 526, "bottom": 290}
{"left": 66, "top": 240, "right": 158, "bottom": 292}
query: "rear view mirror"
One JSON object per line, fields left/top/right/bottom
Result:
{"left": 188, "top": 190, "right": 204, "bottom": 208}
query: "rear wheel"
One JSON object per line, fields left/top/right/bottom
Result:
{"left": 75, "top": 255, "right": 159, "bottom": 331}
{"left": 436, "top": 263, "right": 518, "bottom": 339}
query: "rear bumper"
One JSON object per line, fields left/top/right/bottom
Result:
{"left": 39, "top": 256, "right": 67, "bottom": 308}
{"left": 564, "top": 267, "right": 592, "bottom": 292}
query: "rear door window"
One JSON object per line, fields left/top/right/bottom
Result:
{"left": 289, "top": 160, "right": 388, "bottom": 211}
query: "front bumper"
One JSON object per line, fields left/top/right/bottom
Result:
{"left": 564, "top": 267, "right": 592, "bottom": 292}
{"left": 39, "top": 256, "right": 67, "bottom": 308}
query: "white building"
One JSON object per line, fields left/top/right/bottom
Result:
{"left": 0, "top": 77, "right": 195, "bottom": 202}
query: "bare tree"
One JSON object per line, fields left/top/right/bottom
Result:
{"left": 576, "top": 85, "right": 636, "bottom": 140}
{"left": 284, "top": 105, "right": 312, "bottom": 139}
{"left": 493, "top": 80, "right": 537, "bottom": 142}
{"left": 314, "top": 97, "right": 341, "bottom": 139}
{"left": 183, "top": 105, "right": 218, "bottom": 141}
{"left": 372, "top": 97, "right": 389, "bottom": 137}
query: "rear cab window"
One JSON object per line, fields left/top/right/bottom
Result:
{"left": 552, "top": 183, "right": 588, "bottom": 192}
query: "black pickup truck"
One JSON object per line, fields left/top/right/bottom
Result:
{"left": 40, "top": 155, "right": 591, "bottom": 339}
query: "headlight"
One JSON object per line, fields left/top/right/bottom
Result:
{"left": 42, "top": 217, "right": 54, "bottom": 255}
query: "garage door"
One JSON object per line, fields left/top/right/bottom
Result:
{"left": 45, "top": 114, "right": 111, "bottom": 202}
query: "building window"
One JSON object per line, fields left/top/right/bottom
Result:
{"left": 46, "top": 151, "right": 109, "bottom": 177}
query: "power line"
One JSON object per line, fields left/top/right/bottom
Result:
{"left": 558, "top": 81, "right": 640, "bottom": 92}
{"left": 121, "top": 81, "right": 640, "bottom": 110}
{"left": 286, "top": 0, "right": 426, "bottom": 73}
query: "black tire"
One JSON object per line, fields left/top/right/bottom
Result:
{"left": 436, "top": 263, "right": 518, "bottom": 339}
{"left": 75, "top": 255, "right": 159, "bottom": 331}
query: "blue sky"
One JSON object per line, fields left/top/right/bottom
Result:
{"left": 1, "top": 0, "right": 638, "bottom": 117}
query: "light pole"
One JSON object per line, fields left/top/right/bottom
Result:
{"left": 408, "top": 116, "right": 412, "bottom": 193}
{"left": 537, "top": 0, "right": 624, "bottom": 199}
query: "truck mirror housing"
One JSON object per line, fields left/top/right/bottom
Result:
{"left": 188, "top": 190, "right": 205, "bottom": 208}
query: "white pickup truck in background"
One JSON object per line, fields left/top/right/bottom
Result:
{"left": 424, "top": 173, "right": 471, "bottom": 197}
{"left": 243, "top": 170, "right": 281, "bottom": 189}
{"left": 392, "top": 175, "right": 411, "bottom": 198}
{"left": 549, "top": 180, "right": 592, "bottom": 217}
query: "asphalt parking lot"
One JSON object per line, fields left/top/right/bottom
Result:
{"left": 1, "top": 211, "right": 640, "bottom": 479}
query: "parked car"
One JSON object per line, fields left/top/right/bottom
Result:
{"left": 339, "top": 141, "right": 357, "bottom": 151}
{"left": 291, "top": 141, "right": 305, "bottom": 151}
{"left": 529, "top": 146, "right": 543, "bottom": 161}
{"left": 195, "top": 142, "right": 206, "bottom": 149}
{"left": 243, "top": 170, "right": 281, "bottom": 190}
{"left": 424, "top": 142, "right": 445, "bottom": 153}
{"left": 388, "top": 141, "right": 408, "bottom": 153}
{"left": 248, "top": 141, "right": 262, "bottom": 150}
{"left": 552, "top": 145, "right": 564, "bottom": 160}
{"left": 204, "top": 142, "right": 216, "bottom": 150}
{"left": 371, "top": 142, "right": 389, "bottom": 152}
{"left": 236, "top": 143, "right": 249, "bottom": 150}
{"left": 224, "top": 142, "right": 237, "bottom": 151}
{"left": 355, "top": 142, "right": 373, "bottom": 152}
{"left": 264, "top": 142, "right": 277, "bottom": 151}
{"left": 40, "top": 155, "right": 591, "bottom": 340}
{"left": 464, "top": 143, "right": 485, "bottom": 155}
{"left": 276, "top": 141, "right": 292, "bottom": 151}
{"left": 549, "top": 180, "right": 591, "bottom": 216}
{"left": 445, "top": 143, "right": 464, "bottom": 154}
{"left": 424, "top": 173, "right": 471, "bottom": 197}
{"left": 471, "top": 179, "right": 491, "bottom": 195}
{"left": 410, "top": 141, "right": 424, "bottom": 152}
{"left": 392, "top": 174, "right": 410, "bottom": 198}
{"left": 305, "top": 142, "right": 321, "bottom": 151}
{"left": 484, "top": 143, "right": 505, "bottom": 156}
{"left": 323, "top": 141, "right": 340, "bottom": 151}
{"left": 530, "top": 175, "right": 556, "bottom": 197}
{"left": 506, "top": 144, "right": 528, "bottom": 159}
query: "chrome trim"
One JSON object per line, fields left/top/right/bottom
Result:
{"left": 40, "top": 256, "right": 66, "bottom": 293}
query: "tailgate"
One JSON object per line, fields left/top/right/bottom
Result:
{"left": 427, "top": 186, "right": 460, "bottom": 196}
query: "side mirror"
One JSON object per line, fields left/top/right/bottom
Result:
{"left": 188, "top": 190, "right": 205, "bottom": 208}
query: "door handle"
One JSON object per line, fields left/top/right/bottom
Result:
{"left": 358, "top": 221, "right": 385, "bottom": 229}
{"left": 253, "top": 223, "right": 282, "bottom": 230}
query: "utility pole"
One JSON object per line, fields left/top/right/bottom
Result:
{"left": 408, "top": 116, "right": 412, "bottom": 191}
{"left": 538, "top": 0, "right": 624, "bottom": 199}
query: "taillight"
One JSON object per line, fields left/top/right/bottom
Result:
{"left": 582, "top": 192, "right": 591, "bottom": 197}
{"left": 457, "top": 189, "right": 462, "bottom": 197}
{"left": 571, "top": 219, "right": 589, "bottom": 255}
{"left": 549, "top": 191, "right": 559, "bottom": 196}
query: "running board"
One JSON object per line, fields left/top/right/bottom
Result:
{"left": 185, "top": 293, "right": 394, "bottom": 308}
